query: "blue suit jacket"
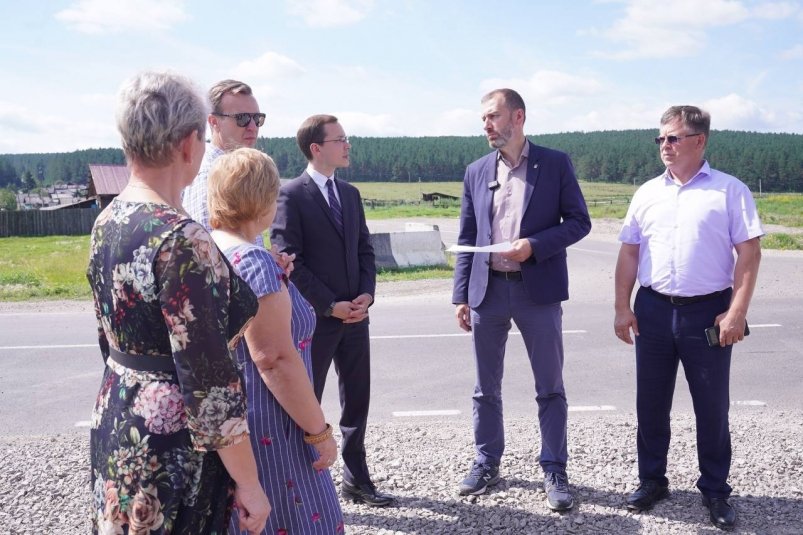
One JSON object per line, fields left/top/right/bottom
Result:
{"left": 452, "top": 141, "right": 591, "bottom": 307}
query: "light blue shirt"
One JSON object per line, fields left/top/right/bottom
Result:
{"left": 182, "top": 142, "right": 264, "bottom": 247}
{"left": 619, "top": 161, "right": 764, "bottom": 296}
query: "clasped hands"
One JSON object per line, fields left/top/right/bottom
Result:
{"left": 331, "top": 293, "right": 372, "bottom": 323}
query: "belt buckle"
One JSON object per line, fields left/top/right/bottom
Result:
{"left": 669, "top": 295, "right": 681, "bottom": 305}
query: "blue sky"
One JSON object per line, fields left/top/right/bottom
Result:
{"left": 1, "top": 0, "right": 802, "bottom": 154}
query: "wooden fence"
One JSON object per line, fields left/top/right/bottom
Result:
{"left": 0, "top": 196, "right": 633, "bottom": 237}
{"left": 0, "top": 208, "right": 101, "bottom": 237}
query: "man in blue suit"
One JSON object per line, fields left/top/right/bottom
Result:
{"left": 452, "top": 88, "right": 591, "bottom": 510}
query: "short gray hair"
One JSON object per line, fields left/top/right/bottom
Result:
{"left": 660, "top": 105, "right": 711, "bottom": 139}
{"left": 116, "top": 71, "right": 208, "bottom": 167}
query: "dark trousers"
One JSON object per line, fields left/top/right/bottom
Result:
{"left": 311, "top": 316, "right": 371, "bottom": 486}
{"left": 470, "top": 275, "right": 568, "bottom": 474}
{"left": 634, "top": 286, "right": 733, "bottom": 498}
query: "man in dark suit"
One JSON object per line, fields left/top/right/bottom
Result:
{"left": 271, "top": 115, "right": 394, "bottom": 507}
{"left": 452, "top": 89, "right": 591, "bottom": 510}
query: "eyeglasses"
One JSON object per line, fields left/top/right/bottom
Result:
{"left": 317, "top": 136, "right": 350, "bottom": 145}
{"left": 654, "top": 133, "right": 701, "bottom": 145}
{"left": 213, "top": 112, "right": 266, "bottom": 127}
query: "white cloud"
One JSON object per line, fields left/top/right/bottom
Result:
{"left": 594, "top": 0, "right": 750, "bottom": 59}
{"left": 428, "top": 108, "right": 479, "bottom": 136}
{"left": 232, "top": 52, "right": 306, "bottom": 81}
{"left": 702, "top": 93, "right": 776, "bottom": 130}
{"left": 0, "top": 102, "right": 39, "bottom": 134}
{"left": 780, "top": 44, "right": 803, "bottom": 59}
{"left": 286, "top": 0, "right": 373, "bottom": 28}
{"left": 0, "top": 101, "right": 116, "bottom": 153}
{"left": 335, "top": 111, "right": 402, "bottom": 136}
{"left": 751, "top": 1, "right": 799, "bottom": 19}
{"left": 556, "top": 103, "right": 663, "bottom": 133}
{"left": 480, "top": 70, "right": 604, "bottom": 106}
{"left": 55, "top": 0, "right": 188, "bottom": 34}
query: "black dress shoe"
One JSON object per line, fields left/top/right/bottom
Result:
{"left": 342, "top": 481, "right": 396, "bottom": 507}
{"left": 626, "top": 480, "right": 669, "bottom": 512}
{"left": 702, "top": 495, "right": 737, "bottom": 530}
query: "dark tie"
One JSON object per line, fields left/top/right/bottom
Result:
{"left": 326, "top": 178, "right": 343, "bottom": 230}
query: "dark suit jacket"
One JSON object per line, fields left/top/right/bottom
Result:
{"left": 452, "top": 141, "right": 591, "bottom": 308}
{"left": 271, "top": 171, "right": 376, "bottom": 315}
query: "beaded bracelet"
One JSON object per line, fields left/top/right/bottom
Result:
{"left": 303, "top": 423, "right": 333, "bottom": 445}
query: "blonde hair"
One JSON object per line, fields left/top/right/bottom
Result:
{"left": 208, "top": 148, "right": 280, "bottom": 230}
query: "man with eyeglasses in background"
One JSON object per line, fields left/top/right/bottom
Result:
{"left": 271, "top": 115, "right": 395, "bottom": 507}
{"left": 183, "top": 79, "right": 266, "bottom": 241}
{"left": 614, "top": 105, "right": 763, "bottom": 530}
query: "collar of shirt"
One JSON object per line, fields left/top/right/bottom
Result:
{"left": 663, "top": 160, "right": 710, "bottom": 187}
{"left": 307, "top": 164, "right": 339, "bottom": 204}
{"left": 496, "top": 140, "right": 529, "bottom": 171}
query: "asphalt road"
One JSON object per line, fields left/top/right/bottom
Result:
{"left": 1, "top": 221, "right": 801, "bottom": 437}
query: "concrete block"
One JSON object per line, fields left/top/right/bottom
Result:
{"left": 370, "top": 230, "right": 446, "bottom": 269}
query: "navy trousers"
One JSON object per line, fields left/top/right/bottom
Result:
{"left": 634, "top": 286, "right": 733, "bottom": 498}
{"left": 311, "top": 317, "right": 371, "bottom": 486}
{"left": 470, "top": 275, "right": 568, "bottom": 474}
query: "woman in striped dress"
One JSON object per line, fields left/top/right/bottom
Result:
{"left": 208, "top": 148, "right": 344, "bottom": 534}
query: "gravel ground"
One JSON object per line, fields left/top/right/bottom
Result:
{"left": 2, "top": 219, "right": 801, "bottom": 533}
{"left": 2, "top": 411, "right": 801, "bottom": 534}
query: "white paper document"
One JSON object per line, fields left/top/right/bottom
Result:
{"left": 447, "top": 241, "right": 513, "bottom": 253}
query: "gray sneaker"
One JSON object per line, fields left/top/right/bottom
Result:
{"left": 458, "top": 462, "right": 500, "bottom": 495}
{"left": 544, "top": 472, "right": 575, "bottom": 511}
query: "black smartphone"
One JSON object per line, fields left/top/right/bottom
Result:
{"left": 705, "top": 322, "right": 750, "bottom": 347}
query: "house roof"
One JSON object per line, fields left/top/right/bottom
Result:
{"left": 88, "top": 164, "right": 130, "bottom": 196}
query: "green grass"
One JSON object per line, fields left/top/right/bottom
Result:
{"left": 2, "top": 186, "right": 801, "bottom": 301}
{"left": 755, "top": 194, "right": 803, "bottom": 228}
{"left": 377, "top": 265, "right": 453, "bottom": 281}
{"left": 762, "top": 233, "right": 803, "bottom": 250}
{"left": 0, "top": 236, "right": 92, "bottom": 301}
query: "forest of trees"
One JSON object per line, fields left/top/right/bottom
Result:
{"left": 1, "top": 130, "right": 802, "bottom": 194}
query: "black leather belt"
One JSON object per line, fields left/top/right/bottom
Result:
{"left": 644, "top": 286, "right": 727, "bottom": 306}
{"left": 491, "top": 270, "right": 522, "bottom": 281}
{"left": 107, "top": 346, "right": 176, "bottom": 372}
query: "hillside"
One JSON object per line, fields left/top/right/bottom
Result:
{"left": 1, "top": 130, "right": 801, "bottom": 193}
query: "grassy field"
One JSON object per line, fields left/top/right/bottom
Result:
{"left": 0, "top": 236, "right": 91, "bottom": 300}
{"left": 1, "top": 185, "right": 801, "bottom": 301}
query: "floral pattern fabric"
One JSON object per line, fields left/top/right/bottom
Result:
{"left": 87, "top": 199, "right": 257, "bottom": 534}
{"left": 224, "top": 244, "right": 344, "bottom": 534}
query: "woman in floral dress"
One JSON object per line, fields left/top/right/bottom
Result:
{"left": 87, "top": 71, "right": 270, "bottom": 535}
{"left": 207, "top": 148, "right": 344, "bottom": 534}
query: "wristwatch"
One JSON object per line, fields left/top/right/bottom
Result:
{"left": 323, "top": 301, "right": 336, "bottom": 317}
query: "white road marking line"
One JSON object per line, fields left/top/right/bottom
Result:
{"left": 0, "top": 344, "right": 96, "bottom": 350}
{"left": 393, "top": 410, "right": 461, "bottom": 417}
{"left": 371, "top": 330, "right": 586, "bottom": 340}
{"left": 74, "top": 421, "right": 91, "bottom": 427}
{"left": 569, "top": 246, "right": 617, "bottom": 255}
{"left": 731, "top": 400, "right": 767, "bottom": 406}
{"left": 748, "top": 324, "right": 782, "bottom": 328}
{"left": 0, "top": 312, "right": 92, "bottom": 317}
{"left": 568, "top": 405, "right": 617, "bottom": 412}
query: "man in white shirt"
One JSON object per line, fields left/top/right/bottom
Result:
{"left": 614, "top": 105, "right": 763, "bottom": 530}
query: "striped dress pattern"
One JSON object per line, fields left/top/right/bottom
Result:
{"left": 224, "top": 244, "right": 344, "bottom": 534}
